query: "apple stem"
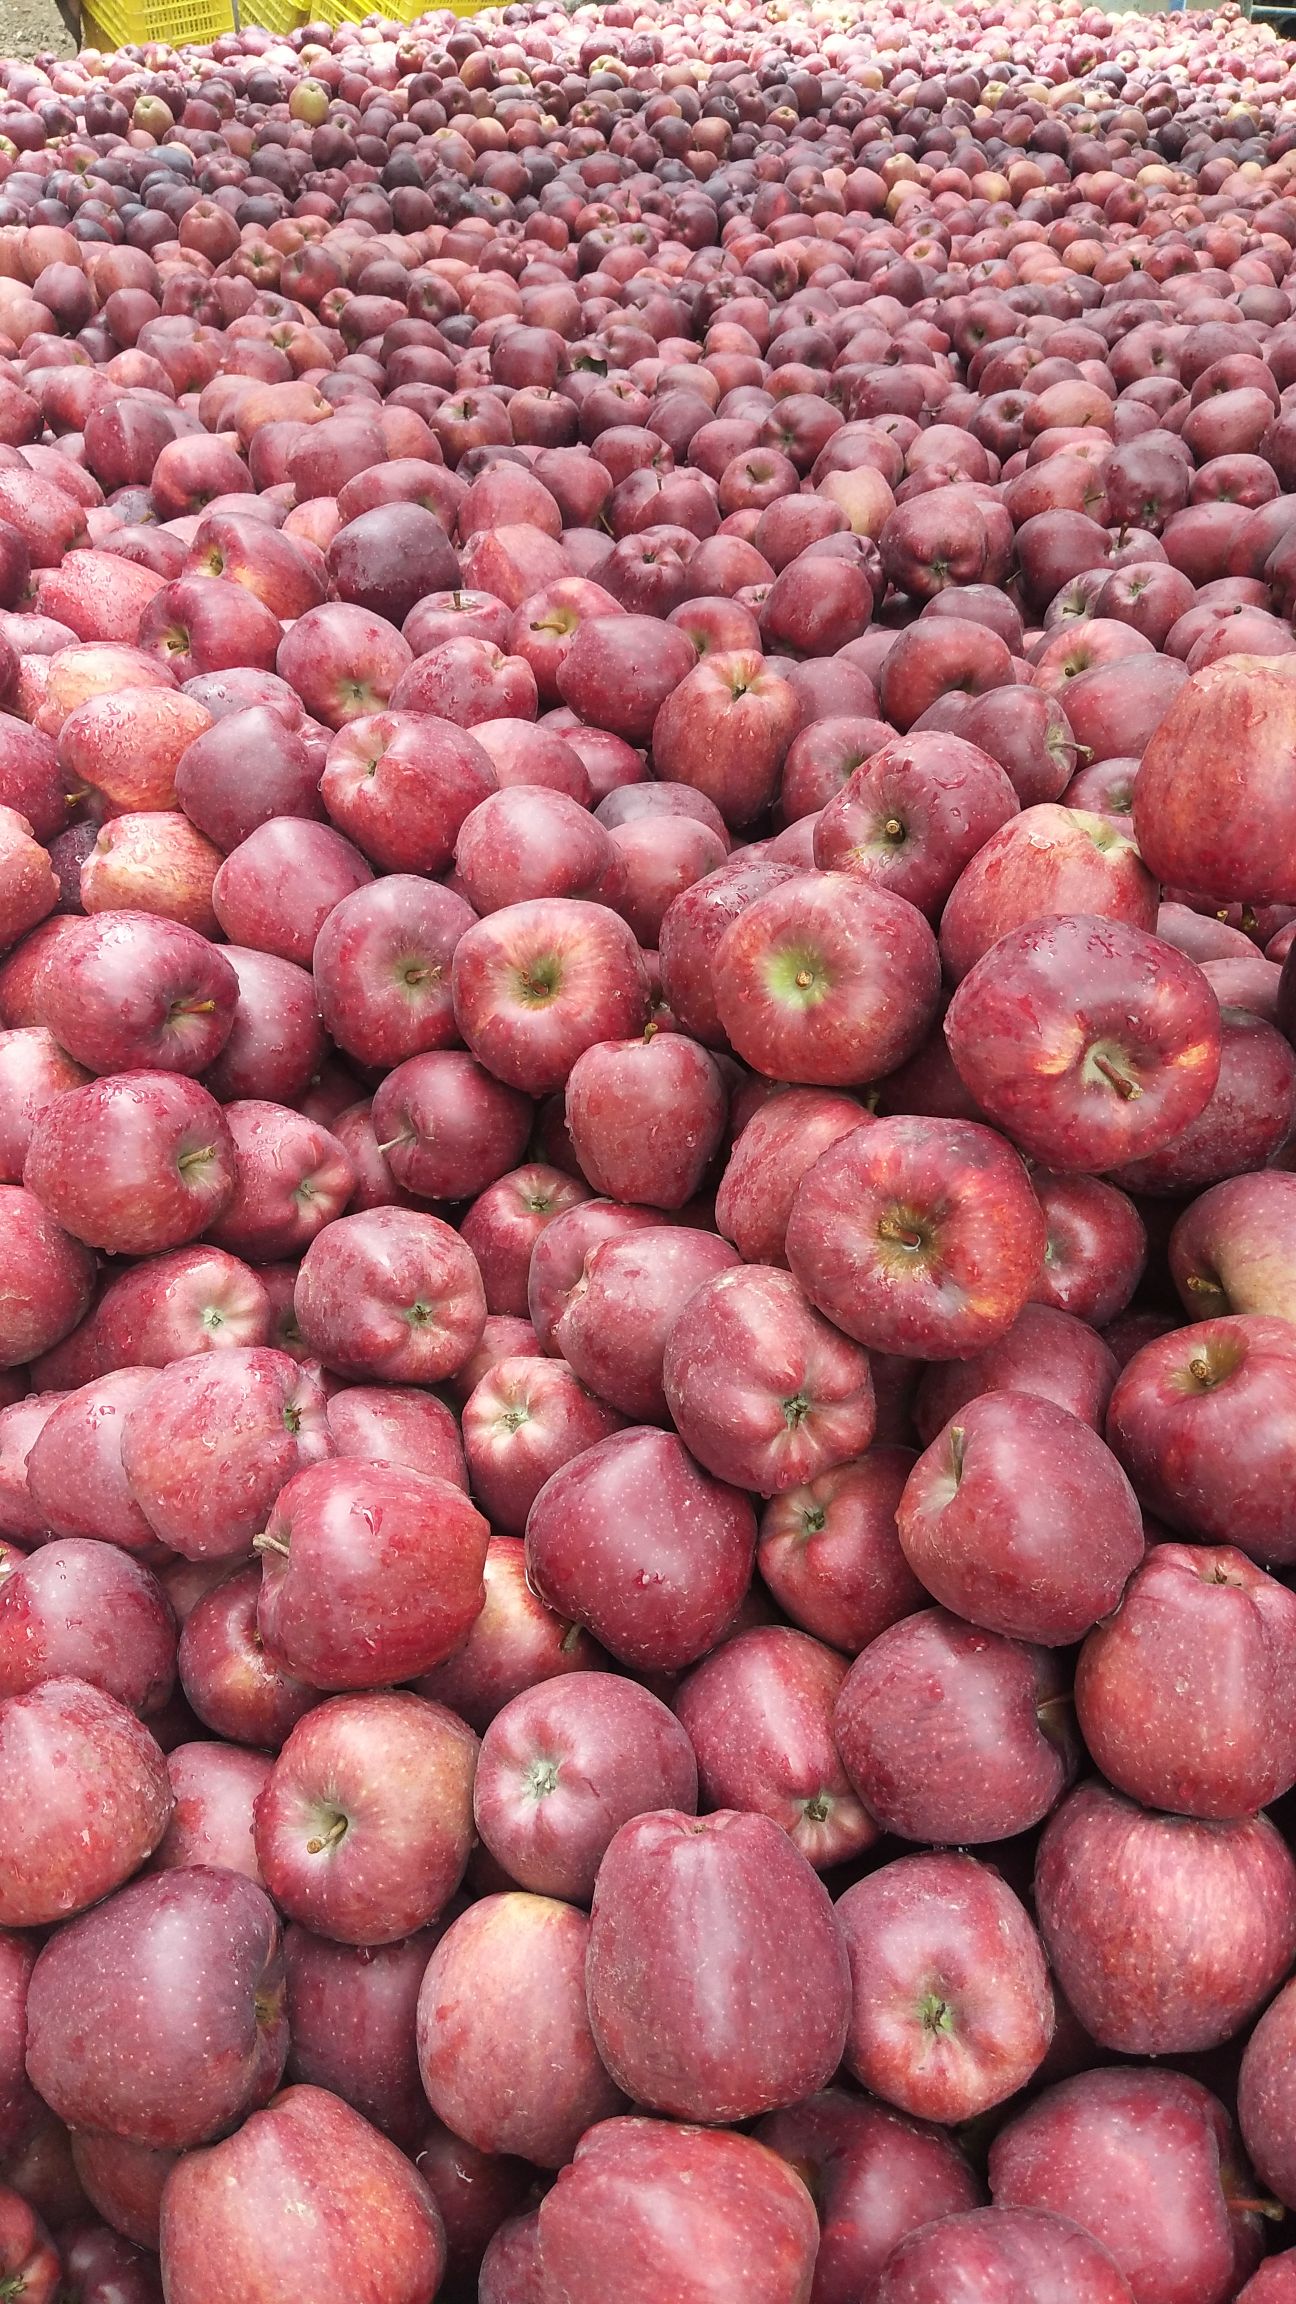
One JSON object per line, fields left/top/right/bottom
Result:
{"left": 877, "top": 1215, "right": 924, "bottom": 1250}
{"left": 305, "top": 1814, "right": 348, "bottom": 1855}
{"left": 252, "top": 1533, "right": 291, "bottom": 1557}
{"left": 949, "top": 1426, "right": 965, "bottom": 1483}
{"left": 1230, "top": 2198, "right": 1286, "bottom": 2221}
{"left": 1091, "top": 1053, "right": 1141, "bottom": 1100}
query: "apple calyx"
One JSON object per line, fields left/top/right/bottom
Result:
{"left": 917, "top": 1991, "right": 956, "bottom": 2036}
{"left": 525, "top": 1758, "right": 560, "bottom": 1802}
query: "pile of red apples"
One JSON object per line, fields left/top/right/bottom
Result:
{"left": 9, "top": 0, "right": 1296, "bottom": 2299}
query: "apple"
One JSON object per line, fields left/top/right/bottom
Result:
{"left": 657, "top": 858, "right": 796, "bottom": 1048}
{"left": 535, "top": 2119, "right": 820, "bottom": 2304}
{"left": 833, "top": 1608, "right": 1078, "bottom": 1846}
{"left": 0, "top": 1186, "right": 95, "bottom": 1370}
{"left": 311, "top": 876, "right": 474, "bottom": 1072}
{"left": 284, "top": 1924, "right": 439, "bottom": 2150}
{"left": 1030, "top": 1171, "right": 1147, "bottom": 1327}
{"left": 173, "top": 707, "right": 324, "bottom": 852}
{"left": 551, "top": 1225, "right": 739, "bottom": 1427}
{"left": 564, "top": 1029, "right": 727, "bottom": 1210}
{"left": 524, "top": 1427, "right": 756, "bottom": 1673}
{"left": 945, "top": 917, "right": 1222, "bottom": 1173}
{"left": 989, "top": 2067, "right": 1266, "bottom": 2304}
{"left": 874, "top": 2209, "right": 1137, "bottom": 2304}
{"left": 913, "top": 1304, "right": 1119, "bottom": 1444}
{"left": 812, "top": 732, "right": 1019, "bottom": 920}
{"left": 0, "top": 2190, "right": 58, "bottom": 2304}
{"left": 0, "top": 1538, "right": 175, "bottom": 1715}
{"left": 755, "top": 2091, "right": 980, "bottom": 2304}
{"left": 526, "top": 1198, "right": 663, "bottom": 1353}
{"left": 451, "top": 897, "right": 651, "bottom": 1097}
{"left": 177, "top": 1567, "right": 319, "bottom": 1752}
{"left": 253, "top": 1459, "right": 488, "bottom": 1691}
{"left": 940, "top": 806, "right": 1159, "bottom": 983}
{"left": 460, "top": 1356, "right": 624, "bottom": 1537}
{"left": 417, "top": 1894, "right": 624, "bottom": 2167}
{"left": 0, "top": 1031, "right": 89, "bottom": 1187}
{"left": 785, "top": 1116, "right": 1047, "bottom": 1360}
{"left": 676, "top": 1626, "right": 874, "bottom": 1870}
{"left": 897, "top": 1391, "right": 1143, "bottom": 1646}
{"left": 23, "top": 1072, "right": 236, "bottom": 1258}
{"left": 325, "top": 1382, "right": 465, "bottom": 1492}
{"left": 159, "top": 2086, "right": 445, "bottom": 2304}
{"left": 586, "top": 1807, "right": 850, "bottom": 2124}
{"left": 120, "top": 1348, "right": 331, "bottom": 1562}
{"left": 1240, "top": 1980, "right": 1296, "bottom": 2212}
{"left": 152, "top": 1743, "right": 272, "bottom": 1885}
{"left": 1135, "top": 656, "right": 1296, "bottom": 902}
{"left": 1036, "top": 1779, "right": 1296, "bottom": 2055}
{"left": 294, "top": 1208, "right": 486, "bottom": 1387}
{"left": 203, "top": 947, "right": 326, "bottom": 1107}
{"left": 651, "top": 649, "right": 799, "bottom": 826}
{"left": 1168, "top": 1173, "right": 1296, "bottom": 1322}
{"left": 712, "top": 873, "right": 941, "bottom": 1086}
{"left": 414, "top": 1535, "right": 602, "bottom": 1736}
{"left": 252, "top": 1691, "right": 477, "bottom": 1946}
{"left": 206, "top": 1103, "right": 354, "bottom": 1264}
{"left": 0, "top": 1678, "right": 171, "bottom": 1927}
{"left": 24, "top": 1866, "right": 287, "bottom": 2150}
{"left": 320, "top": 712, "right": 495, "bottom": 877}
{"left": 212, "top": 819, "right": 373, "bottom": 969}
{"left": 276, "top": 604, "right": 414, "bottom": 732}
{"left": 662, "top": 1264, "right": 875, "bottom": 1497}
{"left": 1076, "top": 1542, "right": 1296, "bottom": 1820}
{"left": 472, "top": 1670, "right": 696, "bottom": 1904}
{"left": 1106, "top": 1315, "right": 1296, "bottom": 1563}
{"left": 836, "top": 1849, "right": 1054, "bottom": 2121}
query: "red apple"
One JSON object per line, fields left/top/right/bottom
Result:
{"left": 785, "top": 1116, "right": 1047, "bottom": 1360}
{"left": 159, "top": 2086, "right": 444, "bottom": 2304}
{"left": 837, "top": 1849, "right": 1054, "bottom": 2121}
{"left": 586, "top": 1808, "right": 850, "bottom": 2123}
{"left": 253, "top": 1691, "right": 477, "bottom": 1946}
{"left": 524, "top": 1426, "right": 755, "bottom": 1672}
{"left": 833, "top": 1608, "right": 1077, "bottom": 1845}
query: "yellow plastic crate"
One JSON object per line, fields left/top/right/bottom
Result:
{"left": 83, "top": 0, "right": 234, "bottom": 41}
{"left": 239, "top": 0, "right": 309, "bottom": 32}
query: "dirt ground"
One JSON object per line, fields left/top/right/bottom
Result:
{"left": 0, "top": 0, "right": 77, "bottom": 59}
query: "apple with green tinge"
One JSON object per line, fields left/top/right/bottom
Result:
{"left": 785, "top": 1116, "right": 1047, "bottom": 1360}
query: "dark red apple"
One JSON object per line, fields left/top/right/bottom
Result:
{"left": 158, "top": 2086, "right": 445, "bottom": 2304}
{"left": 833, "top": 1608, "right": 1077, "bottom": 1845}
{"left": 1035, "top": 1780, "right": 1296, "bottom": 2055}
{"left": 586, "top": 1808, "right": 850, "bottom": 2123}
{"left": 836, "top": 1850, "right": 1054, "bottom": 2121}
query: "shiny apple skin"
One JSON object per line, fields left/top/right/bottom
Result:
{"left": 1037, "top": 1782, "right": 1296, "bottom": 2055}
{"left": 833, "top": 1609, "right": 1079, "bottom": 1846}
{"left": 1076, "top": 1542, "right": 1296, "bottom": 1818}
{"left": 945, "top": 915, "right": 1222, "bottom": 1173}
{"left": 837, "top": 1850, "right": 1054, "bottom": 2123}
{"left": 785, "top": 1116, "right": 1046, "bottom": 1360}
{"left": 586, "top": 1809, "right": 850, "bottom": 2125}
